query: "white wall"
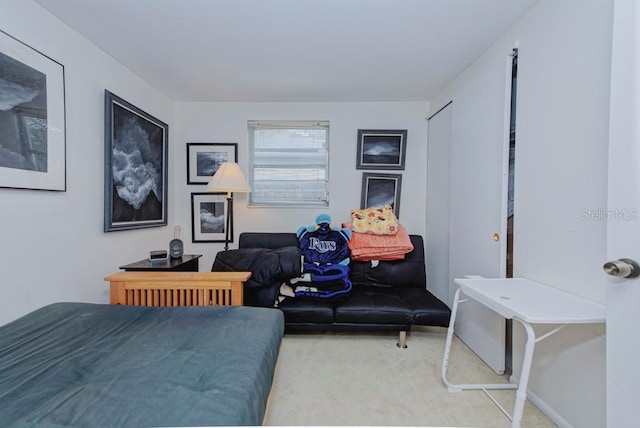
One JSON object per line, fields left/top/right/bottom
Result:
{"left": 174, "top": 102, "right": 429, "bottom": 270}
{"left": 429, "top": 0, "right": 612, "bottom": 427}
{"left": 0, "top": 0, "right": 175, "bottom": 325}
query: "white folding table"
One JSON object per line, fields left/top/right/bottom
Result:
{"left": 441, "top": 277, "right": 606, "bottom": 428}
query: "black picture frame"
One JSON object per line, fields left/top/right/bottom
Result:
{"left": 191, "top": 192, "right": 230, "bottom": 243}
{"left": 356, "top": 129, "right": 407, "bottom": 170}
{"left": 186, "top": 142, "right": 238, "bottom": 184}
{"left": 0, "top": 30, "right": 66, "bottom": 191}
{"left": 361, "top": 172, "right": 403, "bottom": 218}
{"left": 104, "top": 90, "right": 168, "bottom": 232}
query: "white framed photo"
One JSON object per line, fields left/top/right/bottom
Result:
{"left": 191, "top": 192, "right": 230, "bottom": 243}
{"left": 0, "top": 30, "right": 66, "bottom": 191}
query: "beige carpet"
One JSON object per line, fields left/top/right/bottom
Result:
{"left": 264, "top": 327, "right": 556, "bottom": 427}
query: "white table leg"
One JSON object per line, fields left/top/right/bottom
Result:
{"left": 442, "top": 287, "right": 463, "bottom": 391}
{"left": 441, "top": 287, "right": 519, "bottom": 425}
{"left": 510, "top": 318, "right": 536, "bottom": 428}
{"left": 442, "top": 287, "right": 518, "bottom": 392}
{"left": 442, "top": 309, "right": 563, "bottom": 428}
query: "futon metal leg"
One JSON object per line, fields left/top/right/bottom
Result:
{"left": 397, "top": 331, "right": 408, "bottom": 348}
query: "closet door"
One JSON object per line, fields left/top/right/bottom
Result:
{"left": 426, "top": 103, "right": 452, "bottom": 305}
{"left": 449, "top": 55, "right": 512, "bottom": 374}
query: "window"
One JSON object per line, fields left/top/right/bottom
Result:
{"left": 248, "top": 120, "right": 329, "bottom": 207}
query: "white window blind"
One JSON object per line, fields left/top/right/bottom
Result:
{"left": 248, "top": 120, "right": 329, "bottom": 207}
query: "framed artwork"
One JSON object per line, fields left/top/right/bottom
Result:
{"left": 186, "top": 142, "right": 238, "bottom": 184}
{"left": 0, "top": 30, "right": 66, "bottom": 191}
{"left": 361, "top": 173, "right": 403, "bottom": 218}
{"left": 191, "top": 192, "right": 230, "bottom": 243}
{"left": 356, "top": 129, "right": 407, "bottom": 170}
{"left": 104, "top": 90, "right": 168, "bottom": 232}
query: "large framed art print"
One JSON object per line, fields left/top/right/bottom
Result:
{"left": 0, "top": 30, "right": 66, "bottom": 191}
{"left": 104, "top": 90, "right": 168, "bottom": 232}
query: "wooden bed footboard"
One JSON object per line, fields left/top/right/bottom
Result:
{"left": 104, "top": 271, "right": 251, "bottom": 307}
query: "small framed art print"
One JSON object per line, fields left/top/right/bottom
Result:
{"left": 187, "top": 143, "right": 238, "bottom": 184}
{"left": 191, "top": 192, "right": 230, "bottom": 243}
{"left": 361, "top": 172, "right": 402, "bottom": 218}
{"left": 356, "top": 129, "right": 407, "bottom": 170}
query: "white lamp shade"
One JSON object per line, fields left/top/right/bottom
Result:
{"left": 206, "top": 162, "right": 251, "bottom": 193}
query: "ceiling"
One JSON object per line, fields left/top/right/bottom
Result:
{"left": 34, "top": 0, "right": 537, "bottom": 102}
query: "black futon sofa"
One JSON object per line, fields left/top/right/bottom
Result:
{"left": 213, "top": 232, "right": 451, "bottom": 347}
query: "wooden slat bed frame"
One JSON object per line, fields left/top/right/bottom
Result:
{"left": 104, "top": 271, "right": 251, "bottom": 307}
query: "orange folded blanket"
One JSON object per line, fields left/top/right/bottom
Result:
{"left": 343, "top": 223, "right": 414, "bottom": 261}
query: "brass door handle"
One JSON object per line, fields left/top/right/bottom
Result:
{"left": 493, "top": 233, "right": 500, "bottom": 241}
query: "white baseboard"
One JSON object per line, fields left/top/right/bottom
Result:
{"left": 510, "top": 374, "right": 573, "bottom": 428}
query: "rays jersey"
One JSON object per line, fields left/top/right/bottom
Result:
{"left": 297, "top": 222, "right": 350, "bottom": 266}
{"left": 293, "top": 222, "right": 352, "bottom": 299}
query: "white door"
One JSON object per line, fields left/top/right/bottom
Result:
{"left": 449, "top": 55, "right": 512, "bottom": 374}
{"left": 606, "top": 1, "right": 640, "bottom": 426}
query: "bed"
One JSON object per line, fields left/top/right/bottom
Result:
{"left": 0, "top": 299, "right": 284, "bottom": 427}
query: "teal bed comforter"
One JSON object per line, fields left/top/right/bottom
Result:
{"left": 0, "top": 302, "right": 284, "bottom": 427}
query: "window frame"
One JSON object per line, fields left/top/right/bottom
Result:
{"left": 248, "top": 120, "right": 330, "bottom": 208}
